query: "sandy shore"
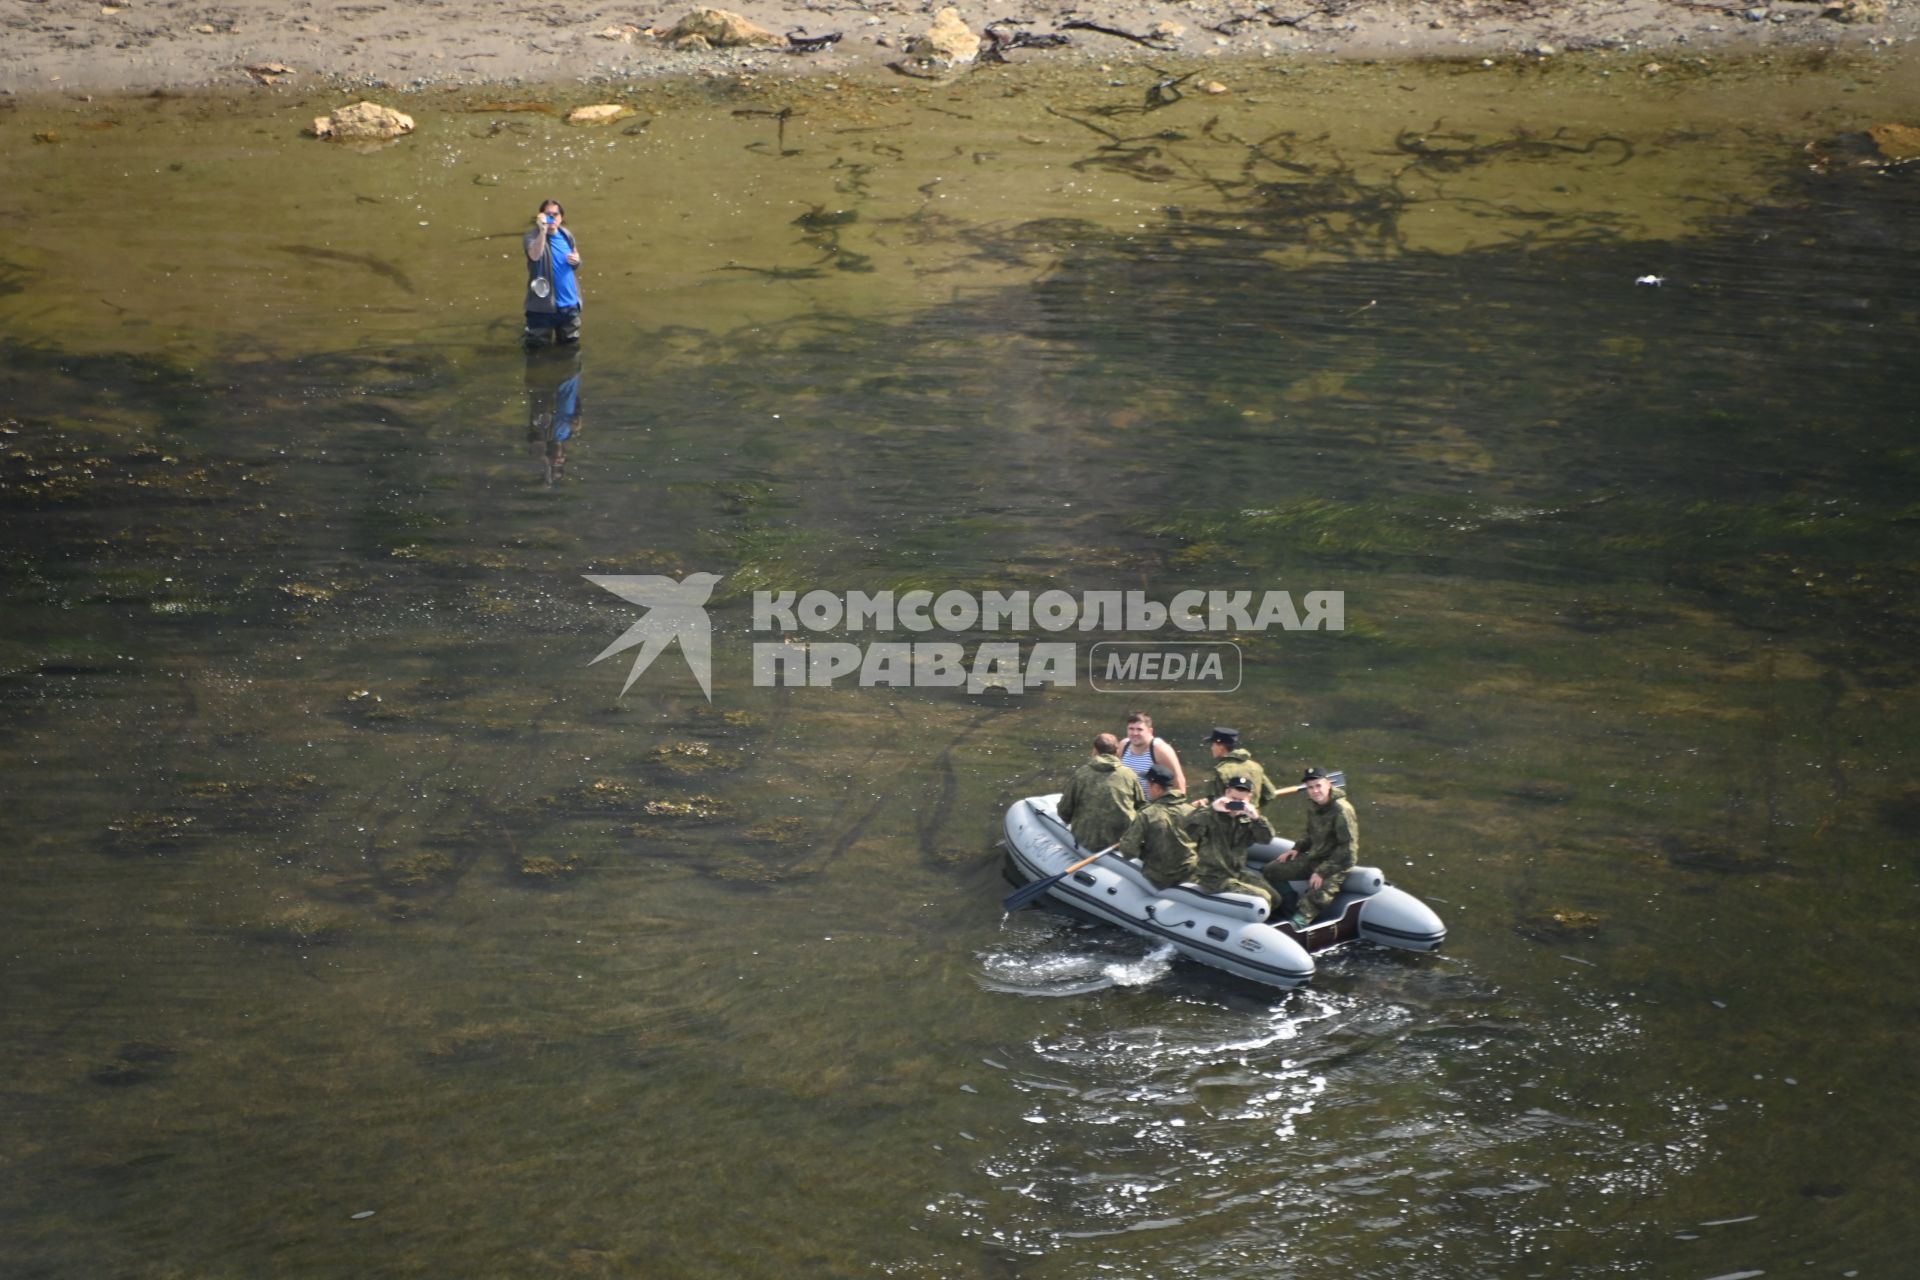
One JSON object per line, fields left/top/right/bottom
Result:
{"left": 1, "top": 0, "right": 1913, "bottom": 98}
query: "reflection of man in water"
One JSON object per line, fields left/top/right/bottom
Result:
{"left": 524, "top": 350, "right": 583, "bottom": 485}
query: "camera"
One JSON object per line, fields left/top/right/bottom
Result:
{"left": 1225, "top": 800, "right": 1246, "bottom": 811}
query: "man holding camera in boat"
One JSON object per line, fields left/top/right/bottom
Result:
{"left": 1056, "top": 733, "right": 1144, "bottom": 852}
{"left": 1182, "top": 775, "right": 1277, "bottom": 907}
{"left": 1112, "top": 764, "right": 1198, "bottom": 889}
{"left": 1264, "top": 767, "right": 1357, "bottom": 931}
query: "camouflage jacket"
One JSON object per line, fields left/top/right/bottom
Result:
{"left": 1204, "top": 747, "right": 1280, "bottom": 806}
{"left": 1115, "top": 790, "right": 1197, "bottom": 889}
{"left": 1291, "top": 786, "right": 1359, "bottom": 879}
{"left": 1057, "top": 754, "right": 1143, "bottom": 851}
{"left": 1182, "top": 802, "right": 1276, "bottom": 893}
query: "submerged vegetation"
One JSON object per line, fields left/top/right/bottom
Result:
{"left": 1, "top": 52, "right": 1918, "bottom": 1280}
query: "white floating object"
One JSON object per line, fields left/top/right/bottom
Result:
{"left": 351, "top": 1210, "right": 376, "bottom": 1220}
{"left": 1635, "top": 274, "right": 1665, "bottom": 286}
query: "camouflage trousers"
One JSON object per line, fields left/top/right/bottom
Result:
{"left": 1199, "top": 873, "right": 1275, "bottom": 909}
{"left": 1264, "top": 863, "right": 1348, "bottom": 924}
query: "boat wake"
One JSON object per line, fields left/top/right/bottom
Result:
{"left": 978, "top": 921, "right": 1177, "bottom": 996}
{"left": 930, "top": 966, "right": 1721, "bottom": 1273}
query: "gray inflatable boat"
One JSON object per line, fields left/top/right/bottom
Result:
{"left": 1002, "top": 794, "right": 1446, "bottom": 990}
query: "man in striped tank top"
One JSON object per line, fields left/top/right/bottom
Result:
{"left": 1119, "top": 712, "right": 1187, "bottom": 796}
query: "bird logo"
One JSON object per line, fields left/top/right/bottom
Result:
{"left": 585, "top": 572, "right": 722, "bottom": 701}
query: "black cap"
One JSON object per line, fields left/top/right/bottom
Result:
{"left": 1225, "top": 775, "right": 1254, "bottom": 792}
{"left": 1144, "top": 765, "right": 1175, "bottom": 788}
{"left": 1301, "top": 767, "right": 1328, "bottom": 782}
{"left": 1205, "top": 726, "right": 1240, "bottom": 745}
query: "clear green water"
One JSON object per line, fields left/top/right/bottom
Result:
{"left": 3, "top": 52, "right": 1918, "bottom": 1278}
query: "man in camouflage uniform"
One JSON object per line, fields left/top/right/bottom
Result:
{"left": 1197, "top": 726, "right": 1281, "bottom": 807}
{"left": 1181, "top": 776, "right": 1277, "bottom": 908}
{"left": 1114, "top": 765, "right": 1197, "bottom": 889}
{"left": 1263, "top": 767, "right": 1358, "bottom": 930}
{"left": 1056, "top": 732, "right": 1143, "bottom": 851}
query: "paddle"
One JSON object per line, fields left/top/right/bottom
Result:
{"left": 1002, "top": 772, "right": 1345, "bottom": 913}
{"left": 1002, "top": 842, "right": 1120, "bottom": 912}
{"left": 1195, "top": 770, "right": 1345, "bottom": 808}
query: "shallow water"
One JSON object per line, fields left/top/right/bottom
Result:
{"left": 3, "top": 51, "right": 1919, "bottom": 1279}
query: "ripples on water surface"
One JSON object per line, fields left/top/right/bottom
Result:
{"left": 2, "top": 50, "right": 1918, "bottom": 1279}
{"left": 964, "top": 927, "right": 1723, "bottom": 1276}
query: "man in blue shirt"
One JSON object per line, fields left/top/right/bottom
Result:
{"left": 523, "top": 198, "right": 582, "bottom": 347}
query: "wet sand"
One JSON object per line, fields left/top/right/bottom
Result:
{"left": 3, "top": 0, "right": 1914, "bottom": 98}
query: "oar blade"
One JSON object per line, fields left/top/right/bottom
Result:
{"left": 1273, "top": 770, "right": 1348, "bottom": 799}
{"left": 1002, "top": 871, "right": 1064, "bottom": 913}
